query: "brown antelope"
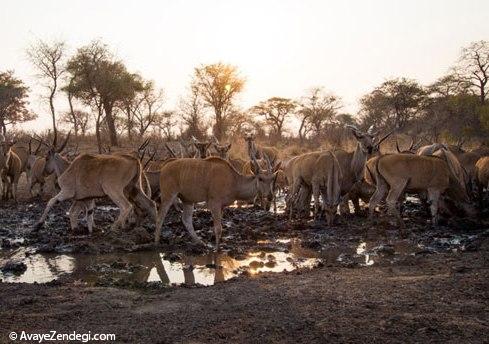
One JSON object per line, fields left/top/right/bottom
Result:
{"left": 35, "top": 153, "right": 157, "bottom": 233}
{"left": 366, "top": 151, "right": 475, "bottom": 233}
{"left": 287, "top": 151, "right": 342, "bottom": 224}
{"left": 26, "top": 139, "right": 43, "bottom": 187}
{"left": 244, "top": 133, "right": 279, "bottom": 163}
{"left": 475, "top": 156, "right": 489, "bottom": 201}
{"left": 11, "top": 146, "right": 28, "bottom": 175}
{"left": 0, "top": 139, "right": 22, "bottom": 201}
{"left": 154, "top": 156, "right": 279, "bottom": 249}
{"left": 333, "top": 125, "right": 394, "bottom": 214}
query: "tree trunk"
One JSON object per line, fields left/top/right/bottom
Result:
{"left": 67, "top": 92, "right": 79, "bottom": 139}
{"left": 49, "top": 88, "right": 57, "bottom": 140}
{"left": 481, "top": 82, "right": 486, "bottom": 105}
{"left": 214, "top": 110, "right": 223, "bottom": 141}
{"left": 103, "top": 102, "right": 119, "bottom": 146}
{"left": 95, "top": 106, "right": 103, "bottom": 154}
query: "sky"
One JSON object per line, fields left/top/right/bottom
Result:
{"left": 1, "top": 0, "right": 489, "bottom": 131}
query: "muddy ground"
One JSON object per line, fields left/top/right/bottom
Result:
{"left": 0, "top": 176, "right": 488, "bottom": 343}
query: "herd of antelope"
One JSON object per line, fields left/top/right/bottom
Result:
{"left": 1, "top": 125, "right": 489, "bottom": 249}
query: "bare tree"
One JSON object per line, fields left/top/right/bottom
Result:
{"left": 179, "top": 88, "right": 209, "bottom": 139}
{"left": 26, "top": 39, "right": 66, "bottom": 140}
{"left": 455, "top": 41, "right": 489, "bottom": 105}
{"left": 132, "top": 83, "right": 165, "bottom": 138}
{"left": 191, "top": 63, "right": 245, "bottom": 140}
{"left": 297, "top": 87, "right": 342, "bottom": 140}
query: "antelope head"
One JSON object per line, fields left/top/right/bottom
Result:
{"left": 213, "top": 143, "right": 232, "bottom": 159}
{"left": 27, "top": 137, "right": 43, "bottom": 169}
{"left": 37, "top": 131, "right": 71, "bottom": 174}
{"left": 251, "top": 155, "right": 281, "bottom": 210}
{"left": 244, "top": 133, "right": 259, "bottom": 159}
{"left": 191, "top": 136, "right": 212, "bottom": 158}
{"left": 348, "top": 125, "right": 394, "bottom": 155}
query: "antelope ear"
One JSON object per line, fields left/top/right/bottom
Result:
{"left": 225, "top": 143, "right": 232, "bottom": 151}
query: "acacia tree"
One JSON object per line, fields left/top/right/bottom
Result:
{"left": 250, "top": 97, "right": 296, "bottom": 142}
{"left": 26, "top": 39, "right": 66, "bottom": 139}
{"left": 297, "top": 87, "right": 342, "bottom": 140}
{"left": 419, "top": 73, "right": 482, "bottom": 143}
{"left": 191, "top": 63, "right": 245, "bottom": 140}
{"left": 455, "top": 41, "right": 489, "bottom": 105}
{"left": 0, "top": 71, "right": 36, "bottom": 134}
{"left": 359, "top": 78, "right": 425, "bottom": 130}
{"left": 60, "top": 110, "right": 91, "bottom": 137}
{"left": 66, "top": 40, "right": 143, "bottom": 148}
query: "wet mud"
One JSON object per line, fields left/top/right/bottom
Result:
{"left": 0, "top": 188, "right": 488, "bottom": 343}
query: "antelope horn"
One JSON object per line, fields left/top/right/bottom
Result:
{"left": 376, "top": 129, "right": 395, "bottom": 145}
{"left": 33, "top": 134, "right": 51, "bottom": 149}
{"left": 265, "top": 155, "right": 273, "bottom": 173}
{"left": 34, "top": 139, "right": 42, "bottom": 155}
{"left": 250, "top": 155, "right": 260, "bottom": 175}
{"left": 28, "top": 138, "right": 32, "bottom": 155}
{"left": 164, "top": 143, "right": 177, "bottom": 158}
{"left": 396, "top": 139, "right": 402, "bottom": 153}
{"left": 408, "top": 138, "right": 415, "bottom": 151}
{"left": 138, "top": 138, "right": 150, "bottom": 152}
{"left": 56, "top": 131, "right": 71, "bottom": 153}
{"left": 143, "top": 147, "right": 157, "bottom": 170}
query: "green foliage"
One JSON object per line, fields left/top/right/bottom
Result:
{"left": 0, "top": 71, "right": 36, "bottom": 132}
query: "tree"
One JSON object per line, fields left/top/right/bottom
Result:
{"left": 455, "top": 41, "right": 489, "bottom": 105}
{"left": 26, "top": 39, "right": 66, "bottom": 140}
{"left": 297, "top": 87, "right": 342, "bottom": 140}
{"left": 66, "top": 40, "right": 144, "bottom": 148}
{"left": 0, "top": 71, "right": 36, "bottom": 134}
{"left": 359, "top": 78, "right": 425, "bottom": 130}
{"left": 60, "top": 109, "right": 91, "bottom": 137}
{"left": 250, "top": 97, "right": 296, "bottom": 142}
{"left": 420, "top": 74, "right": 483, "bottom": 143}
{"left": 191, "top": 63, "right": 245, "bottom": 140}
{"left": 178, "top": 88, "right": 209, "bottom": 139}
{"left": 133, "top": 83, "right": 164, "bottom": 138}
{"left": 152, "top": 111, "right": 177, "bottom": 140}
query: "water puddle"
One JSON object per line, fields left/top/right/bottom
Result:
{"left": 0, "top": 240, "right": 320, "bottom": 286}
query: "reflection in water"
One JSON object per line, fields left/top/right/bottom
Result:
{"left": 0, "top": 242, "right": 320, "bottom": 286}
{"left": 356, "top": 242, "right": 374, "bottom": 266}
{"left": 0, "top": 248, "right": 74, "bottom": 283}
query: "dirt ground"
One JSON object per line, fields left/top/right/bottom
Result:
{"left": 0, "top": 176, "right": 488, "bottom": 343}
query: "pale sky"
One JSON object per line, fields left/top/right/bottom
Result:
{"left": 1, "top": 0, "right": 489, "bottom": 132}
